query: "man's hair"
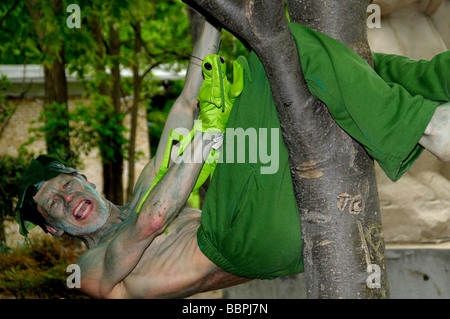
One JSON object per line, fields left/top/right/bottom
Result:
{"left": 16, "top": 154, "right": 79, "bottom": 237}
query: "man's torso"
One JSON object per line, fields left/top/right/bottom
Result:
{"left": 79, "top": 207, "right": 248, "bottom": 298}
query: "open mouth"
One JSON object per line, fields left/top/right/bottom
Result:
{"left": 73, "top": 200, "right": 93, "bottom": 221}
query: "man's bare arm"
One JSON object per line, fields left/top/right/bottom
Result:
{"left": 135, "top": 132, "right": 220, "bottom": 235}
{"left": 134, "top": 20, "right": 221, "bottom": 194}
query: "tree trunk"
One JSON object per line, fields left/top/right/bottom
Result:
{"left": 43, "top": 46, "right": 70, "bottom": 160}
{"left": 25, "top": 0, "right": 71, "bottom": 162}
{"left": 127, "top": 21, "right": 142, "bottom": 202}
{"left": 286, "top": 0, "right": 388, "bottom": 299}
{"left": 87, "top": 13, "right": 124, "bottom": 205}
{"left": 0, "top": 216, "right": 6, "bottom": 244}
{"left": 184, "top": 0, "right": 389, "bottom": 298}
{"left": 105, "top": 25, "right": 125, "bottom": 206}
{"left": 88, "top": 13, "right": 109, "bottom": 97}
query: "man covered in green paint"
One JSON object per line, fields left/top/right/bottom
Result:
{"left": 16, "top": 19, "right": 449, "bottom": 299}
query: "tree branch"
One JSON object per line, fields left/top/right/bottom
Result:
{"left": 139, "top": 62, "right": 161, "bottom": 82}
{"left": 0, "top": 0, "right": 20, "bottom": 27}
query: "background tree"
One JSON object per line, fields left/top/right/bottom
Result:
{"left": 24, "top": 0, "right": 72, "bottom": 163}
{"left": 120, "top": 0, "right": 193, "bottom": 201}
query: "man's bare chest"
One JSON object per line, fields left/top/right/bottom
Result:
{"left": 119, "top": 214, "right": 218, "bottom": 298}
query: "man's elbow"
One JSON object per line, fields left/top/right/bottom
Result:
{"left": 149, "top": 215, "right": 166, "bottom": 233}
{"left": 136, "top": 211, "right": 168, "bottom": 240}
{"left": 80, "top": 278, "right": 112, "bottom": 299}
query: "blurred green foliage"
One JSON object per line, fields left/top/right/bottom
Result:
{"left": 0, "top": 237, "right": 89, "bottom": 299}
{"left": 0, "top": 0, "right": 248, "bottom": 166}
{"left": 0, "top": 148, "right": 35, "bottom": 243}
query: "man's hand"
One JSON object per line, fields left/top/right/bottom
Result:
{"left": 419, "top": 102, "right": 450, "bottom": 162}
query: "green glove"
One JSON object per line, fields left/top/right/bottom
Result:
{"left": 177, "top": 55, "right": 244, "bottom": 190}
{"left": 151, "top": 129, "right": 220, "bottom": 193}
{"left": 178, "top": 54, "right": 244, "bottom": 157}
{"left": 194, "top": 55, "right": 244, "bottom": 133}
{"left": 139, "top": 55, "right": 244, "bottom": 212}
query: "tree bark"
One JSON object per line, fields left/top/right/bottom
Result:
{"left": 286, "top": 0, "right": 388, "bottom": 299}
{"left": 184, "top": 0, "right": 389, "bottom": 298}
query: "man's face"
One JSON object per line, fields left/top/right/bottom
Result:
{"left": 33, "top": 173, "right": 109, "bottom": 237}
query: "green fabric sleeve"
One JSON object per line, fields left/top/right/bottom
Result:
{"left": 289, "top": 23, "right": 442, "bottom": 181}
{"left": 373, "top": 51, "right": 450, "bottom": 102}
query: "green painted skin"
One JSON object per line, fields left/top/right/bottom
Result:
{"left": 137, "top": 55, "right": 244, "bottom": 214}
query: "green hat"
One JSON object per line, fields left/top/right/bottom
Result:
{"left": 16, "top": 154, "right": 79, "bottom": 237}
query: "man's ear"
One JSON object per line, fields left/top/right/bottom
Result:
{"left": 76, "top": 173, "right": 97, "bottom": 189}
{"left": 85, "top": 177, "right": 97, "bottom": 189}
{"left": 45, "top": 225, "right": 64, "bottom": 237}
{"left": 89, "top": 181, "right": 96, "bottom": 189}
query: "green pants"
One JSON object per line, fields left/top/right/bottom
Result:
{"left": 198, "top": 23, "right": 449, "bottom": 279}
{"left": 290, "top": 23, "right": 448, "bottom": 181}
